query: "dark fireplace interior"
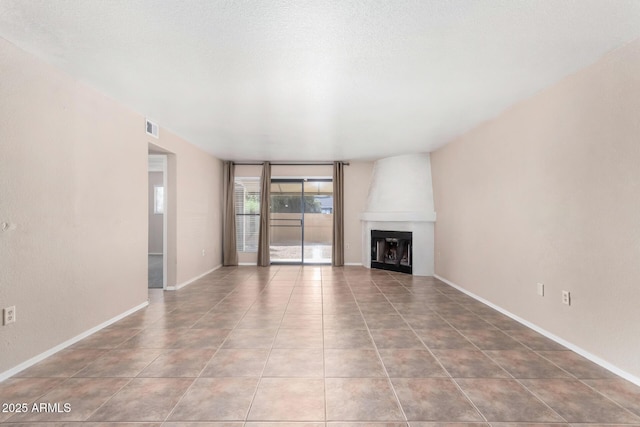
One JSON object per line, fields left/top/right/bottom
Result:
{"left": 371, "top": 230, "right": 412, "bottom": 274}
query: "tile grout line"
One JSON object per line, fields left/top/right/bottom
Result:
{"left": 346, "top": 272, "right": 410, "bottom": 425}
{"left": 465, "top": 303, "right": 638, "bottom": 422}
{"left": 376, "top": 274, "right": 489, "bottom": 424}
{"left": 160, "top": 266, "right": 246, "bottom": 423}
{"left": 6, "top": 266, "right": 640, "bottom": 425}
{"left": 11, "top": 272, "right": 243, "bottom": 424}
{"left": 413, "top": 278, "right": 571, "bottom": 424}
{"left": 470, "top": 333, "right": 573, "bottom": 424}
{"left": 322, "top": 267, "right": 328, "bottom": 424}
{"left": 83, "top": 271, "right": 226, "bottom": 423}
{"left": 577, "top": 380, "right": 640, "bottom": 421}
{"left": 404, "top": 278, "right": 572, "bottom": 424}
{"left": 161, "top": 266, "right": 267, "bottom": 424}
{"left": 243, "top": 265, "right": 300, "bottom": 423}
{"left": 81, "top": 377, "right": 135, "bottom": 423}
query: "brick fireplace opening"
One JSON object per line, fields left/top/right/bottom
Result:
{"left": 371, "top": 230, "right": 412, "bottom": 274}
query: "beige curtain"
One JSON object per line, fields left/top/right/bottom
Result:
{"left": 222, "top": 161, "right": 238, "bottom": 266}
{"left": 332, "top": 161, "right": 345, "bottom": 266}
{"left": 257, "top": 161, "right": 271, "bottom": 266}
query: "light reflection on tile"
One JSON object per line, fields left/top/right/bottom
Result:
{"left": 3, "top": 266, "right": 639, "bottom": 425}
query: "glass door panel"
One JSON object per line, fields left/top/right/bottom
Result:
{"left": 270, "top": 178, "right": 333, "bottom": 265}
{"left": 302, "top": 180, "right": 333, "bottom": 264}
{"left": 270, "top": 180, "right": 303, "bottom": 263}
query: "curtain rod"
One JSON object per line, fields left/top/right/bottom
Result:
{"left": 232, "top": 161, "right": 350, "bottom": 166}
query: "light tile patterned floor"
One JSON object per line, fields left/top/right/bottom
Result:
{"left": 2, "top": 266, "right": 640, "bottom": 426}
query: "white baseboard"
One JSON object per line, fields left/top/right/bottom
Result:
{"left": 0, "top": 301, "right": 149, "bottom": 383}
{"left": 434, "top": 274, "right": 640, "bottom": 387}
{"left": 237, "top": 262, "right": 360, "bottom": 267}
{"left": 167, "top": 264, "right": 222, "bottom": 291}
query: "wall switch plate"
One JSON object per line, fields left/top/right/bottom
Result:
{"left": 3, "top": 306, "right": 16, "bottom": 325}
{"left": 562, "top": 290, "right": 571, "bottom": 305}
{"left": 537, "top": 283, "right": 544, "bottom": 296}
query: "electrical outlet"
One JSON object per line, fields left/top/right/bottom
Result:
{"left": 202, "top": 249, "right": 206, "bottom": 256}
{"left": 562, "top": 290, "right": 571, "bottom": 305}
{"left": 537, "top": 283, "right": 544, "bottom": 297}
{"left": 346, "top": 243, "right": 351, "bottom": 250}
{"left": 3, "top": 306, "right": 16, "bottom": 325}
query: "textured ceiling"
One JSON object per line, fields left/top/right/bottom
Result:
{"left": 1, "top": 1, "right": 639, "bottom": 161}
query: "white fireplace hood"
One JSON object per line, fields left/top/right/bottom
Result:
{"left": 360, "top": 153, "right": 436, "bottom": 276}
{"left": 361, "top": 153, "right": 436, "bottom": 222}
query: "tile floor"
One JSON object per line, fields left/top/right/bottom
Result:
{"left": 2, "top": 266, "right": 640, "bottom": 426}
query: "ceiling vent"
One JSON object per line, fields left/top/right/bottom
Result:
{"left": 146, "top": 119, "right": 159, "bottom": 138}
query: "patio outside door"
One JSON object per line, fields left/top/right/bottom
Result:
{"left": 270, "top": 178, "right": 333, "bottom": 264}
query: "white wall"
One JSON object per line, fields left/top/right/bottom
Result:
{"left": 344, "top": 162, "right": 374, "bottom": 264}
{"left": 364, "top": 153, "right": 435, "bottom": 215}
{"left": 431, "top": 38, "right": 640, "bottom": 380}
{"left": 0, "top": 37, "right": 222, "bottom": 376}
{"left": 146, "top": 132, "right": 223, "bottom": 288}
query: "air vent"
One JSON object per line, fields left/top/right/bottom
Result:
{"left": 146, "top": 119, "right": 159, "bottom": 138}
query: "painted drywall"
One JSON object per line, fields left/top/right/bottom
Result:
{"left": 365, "top": 153, "right": 435, "bottom": 215}
{"left": 0, "top": 36, "right": 148, "bottom": 374}
{"left": 344, "top": 162, "right": 374, "bottom": 264}
{"left": 146, "top": 132, "right": 223, "bottom": 287}
{"left": 234, "top": 162, "right": 373, "bottom": 265}
{"left": 0, "top": 36, "right": 223, "bottom": 376}
{"left": 431, "top": 39, "right": 640, "bottom": 379}
{"left": 148, "top": 171, "right": 164, "bottom": 254}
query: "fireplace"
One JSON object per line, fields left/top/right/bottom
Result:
{"left": 361, "top": 153, "right": 436, "bottom": 276}
{"left": 371, "top": 230, "right": 412, "bottom": 274}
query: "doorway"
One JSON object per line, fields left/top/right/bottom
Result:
{"left": 148, "top": 154, "right": 167, "bottom": 288}
{"left": 270, "top": 178, "right": 333, "bottom": 264}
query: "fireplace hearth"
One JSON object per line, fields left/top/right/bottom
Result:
{"left": 371, "top": 230, "right": 412, "bottom": 274}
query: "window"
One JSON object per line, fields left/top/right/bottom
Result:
{"left": 235, "top": 177, "right": 260, "bottom": 252}
{"left": 154, "top": 186, "right": 165, "bottom": 214}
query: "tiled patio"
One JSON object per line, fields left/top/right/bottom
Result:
{"left": 270, "top": 244, "right": 333, "bottom": 264}
{"left": 1, "top": 266, "right": 640, "bottom": 426}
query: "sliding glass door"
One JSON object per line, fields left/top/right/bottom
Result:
{"left": 270, "top": 180, "right": 304, "bottom": 263}
{"left": 270, "top": 178, "right": 333, "bottom": 264}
